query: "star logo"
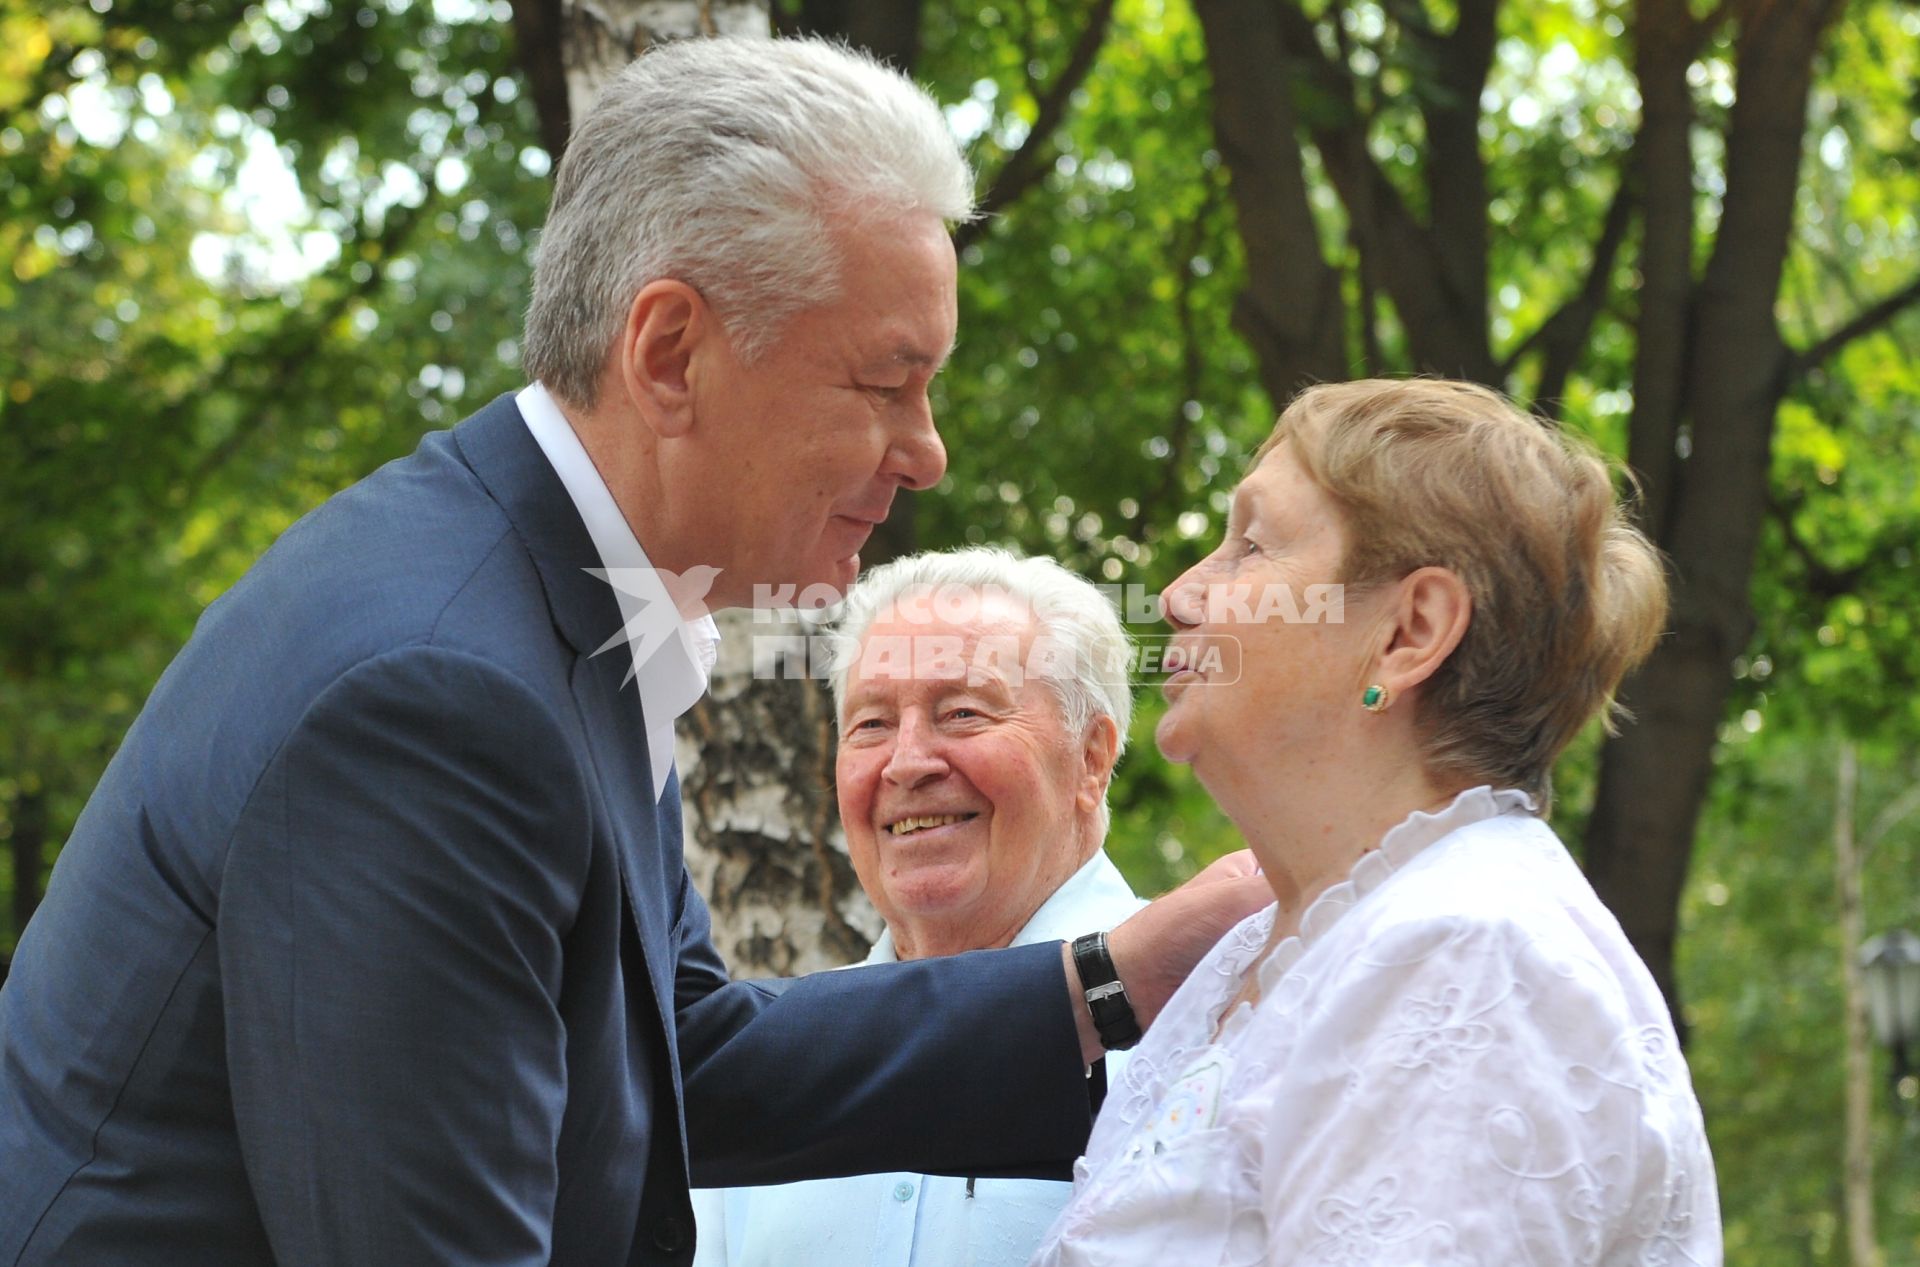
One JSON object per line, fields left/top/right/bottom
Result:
{"left": 584, "top": 564, "right": 722, "bottom": 687}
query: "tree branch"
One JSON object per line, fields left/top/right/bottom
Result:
{"left": 1354, "top": 242, "right": 1384, "bottom": 375}
{"left": 1191, "top": 0, "right": 1349, "bottom": 402}
{"left": 1500, "top": 168, "right": 1636, "bottom": 412}
{"left": 1786, "top": 272, "right": 1920, "bottom": 381}
{"left": 1623, "top": 0, "right": 1702, "bottom": 539}
{"left": 1378, "top": 0, "right": 1438, "bottom": 40}
{"left": 1501, "top": 169, "right": 1634, "bottom": 372}
{"left": 1767, "top": 493, "right": 1865, "bottom": 602}
{"left": 1414, "top": 0, "right": 1499, "bottom": 343}
{"left": 1141, "top": 187, "right": 1219, "bottom": 527}
{"left": 1270, "top": 0, "right": 1495, "bottom": 380}
{"left": 953, "top": 0, "right": 1117, "bottom": 251}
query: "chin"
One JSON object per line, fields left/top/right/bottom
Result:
{"left": 752, "top": 558, "right": 855, "bottom": 611}
{"left": 828, "top": 553, "right": 862, "bottom": 592}
{"left": 800, "top": 552, "right": 862, "bottom": 600}
{"left": 1154, "top": 707, "right": 1200, "bottom": 766}
{"left": 887, "top": 862, "right": 982, "bottom": 910}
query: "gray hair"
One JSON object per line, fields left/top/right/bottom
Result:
{"left": 522, "top": 36, "right": 975, "bottom": 407}
{"left": 827, "top": 547, "right": 1136, "bottom": 837}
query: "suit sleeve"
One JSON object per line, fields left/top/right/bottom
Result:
{"left": 219, "top": 646, "right": 593, "bottom": 1265}
{"left": 671, "top": 868, "right": 1095, "bottom": 1189}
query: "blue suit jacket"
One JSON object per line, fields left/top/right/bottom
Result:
{"left": 0, "top": 395, "right": 1093, "bottom": 1265}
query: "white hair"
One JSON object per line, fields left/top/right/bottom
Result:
{"left": 522, "top": 36, "right": 975, "bottom": 407}
{"left": 826, "top": 547, "right": 1136, "bottom": 839}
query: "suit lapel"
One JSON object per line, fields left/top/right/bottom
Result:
{"left": 567, "top": 649, "right": 686, "bottom": 1071}
{"left": 452, "top": 393, "right": 622, "bottom": 660}
{"left": 453, "top": 394, "right": 685, "bottom": 1071}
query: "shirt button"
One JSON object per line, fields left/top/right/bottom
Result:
{"left": 893, "top": 1181, "right": 916, "bottom": 1202}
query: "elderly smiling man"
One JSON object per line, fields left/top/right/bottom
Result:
{"left": 694, "top": 548, "right": 1146, "bottom": 1267}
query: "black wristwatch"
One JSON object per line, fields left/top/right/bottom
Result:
{"left": 1071, "top": 931, "right": 1142, "bottom": 1051}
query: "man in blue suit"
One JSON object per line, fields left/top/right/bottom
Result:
{"left": 0, "top": 36, "right": 1263, "bottom": 1267}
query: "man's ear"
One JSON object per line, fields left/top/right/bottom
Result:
{"left": 1077, "top": 714, "right": 1122, "bottom": 813}
{"left": 616, "top": 280, "right": 710, "bottom": 440}
{"left": 1373, "top": 566, "right": 1472, "bottom": 697}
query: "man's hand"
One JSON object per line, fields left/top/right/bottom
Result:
{"left": 1062, "top": 850, "right": 1270, "bottom": 1064}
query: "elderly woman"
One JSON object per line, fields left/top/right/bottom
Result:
{"left": 694, "top": 547, "right": 1148, "bottom": 1267}
{"left": 1031, "top": 380, "right": 1721, "bottom": 1265}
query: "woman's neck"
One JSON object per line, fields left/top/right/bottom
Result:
{"left": 1228, "top": 759, "right": 1465, "bottom": 928}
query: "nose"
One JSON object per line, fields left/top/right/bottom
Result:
{"left": 883, "top": 391, "right": 946, "bottom": 492}
{"left": 882, "top": 712, "right": 949, "bottom": 787}
{"left": 1161, "top": 565, "right": 1207, "bottom": 630}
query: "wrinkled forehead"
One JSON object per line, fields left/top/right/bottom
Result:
{"left": 868, "top": 586, "right": 1034, "bottom": 639}
{"left": 839, "top": 589, "right": 1055, "bottom": 705}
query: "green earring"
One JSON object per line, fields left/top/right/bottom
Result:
{"left": 1362, "top": 684, "right": 1391, "bottom": 713}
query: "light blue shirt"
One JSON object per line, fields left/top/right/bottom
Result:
{"left": 690, "top": 851, "right": 1146, "bottom": 1267}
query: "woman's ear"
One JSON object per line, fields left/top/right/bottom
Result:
{"left": 1375, "top": 567, "right": 1472, "bottom": 695}
{"left": 616, "top": 279, "right": 710, "bottom": 439}
{"left": 1078, "top": 714, "right": 1122, "bottom": 812}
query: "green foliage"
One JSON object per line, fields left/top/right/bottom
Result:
{"left": 0, "top": 0, "right": 545, "bottom": 933}
{"left": 1681, "top": 731, "right": 1920, "bottom": 1262}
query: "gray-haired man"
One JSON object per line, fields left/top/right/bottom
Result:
{"left": 0, "top": 38, "right": 1264, "bottom": 1267}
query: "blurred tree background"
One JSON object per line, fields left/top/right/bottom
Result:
{"left": 2, "top": 0, "right": 1918, "bottom": 1258}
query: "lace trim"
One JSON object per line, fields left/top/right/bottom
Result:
{"left": 1253, "top": 784, "right": 1534, "bottom": 992}
{"left": 1108, "top": 786, "right": 1534, "bottom": 1132}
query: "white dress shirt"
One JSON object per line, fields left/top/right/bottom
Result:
{"left": 1030, "top": 787, "right": 1723, "bottom": 1267}
{"left": 517, "top": 382, "right": 719, "bottom": 800}
{"left": 692, "top": 850, "right": 1148, "bottom": 1267}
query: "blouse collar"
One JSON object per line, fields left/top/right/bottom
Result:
{"left": 1238, "top": 784, "right": 1536, "bottom": 993}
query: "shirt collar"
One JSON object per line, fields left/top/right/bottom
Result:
{"left": 865, "top": 849, "right": 1145, "bottom": 964}
{"left": 517, "top": 381, "right": 721, "bottom": 801}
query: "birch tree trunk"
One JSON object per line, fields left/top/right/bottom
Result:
{"left": 556, "top": 0, "right": 771, "bottom": 129}
{"left": 1834, "top": 741, "right": 1880, "bottom": 1267}
{"left": 677, "top": 611, "right": 882, "bottom": 976}
{"left": 526, "top": 0, "right": 883, "bottom": 977}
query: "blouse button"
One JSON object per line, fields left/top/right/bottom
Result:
{"left": 893, "top": 1181, "right": 916, "bottom": 1202}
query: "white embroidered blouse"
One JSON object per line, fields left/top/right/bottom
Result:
{"left": 1029, "top": 787, "right": 1721, "bottom": 1267}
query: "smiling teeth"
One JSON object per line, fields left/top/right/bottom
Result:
{"left": 889, "top": 814, "right": 970, "bottom": 836}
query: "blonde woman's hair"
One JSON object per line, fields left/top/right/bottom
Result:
{"left": 1261, "top": 378, "right": 1669, "bottom": 807}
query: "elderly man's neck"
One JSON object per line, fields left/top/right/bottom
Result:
{"left": 891, "top": 913, "right": 1038, "bottom": 962}
{"left": 889, "top": 837, "right": 1103, "bottom": 962}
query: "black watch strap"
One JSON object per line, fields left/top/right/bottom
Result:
{"left": 1071, "top": 931, "right": 1142, "bottom": 1051}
